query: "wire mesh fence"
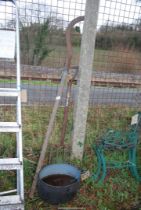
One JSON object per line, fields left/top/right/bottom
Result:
{"left": 0, "top": 1, "right": 141, "bottom": 140}
{"left": 0, "top": 0, "right": 141, "bottom": 108}
{"left": 0, "top": 1, "right": 141, "bottom": 208}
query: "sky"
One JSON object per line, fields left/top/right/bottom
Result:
{"left": 0, "top": 0, "right": 141, "bottom": 28}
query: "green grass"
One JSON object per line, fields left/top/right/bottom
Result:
{"left": 22, "top": 79, "right": 57, "bottom": 86}
{"left": 0, "top": 105, "right": 140, "bottom": 209}
{"left": 43, "top": 45, "right": 141, "bottom": 74}
{"left": 0, "top": 79, "right": 58, "bottom": 86}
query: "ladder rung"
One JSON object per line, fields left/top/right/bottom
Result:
{"left": 0, "top": 158, "right": 22, "bottom": 170}
{"left": 0, "top": 88, "right": 20, "bottom": 97}
{"left": 0, "top": 204, "right": 24, "bottom": 210}
{"left": 0, "top": 122, "right": 20, "bottom": 132}
{"left": 0, "top": 189, "right": 17, "bottom": 196}
{"left": 0, "top": 195, "right": 22, "bottom": 205}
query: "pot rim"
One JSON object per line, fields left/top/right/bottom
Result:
{"left": 38, "top": 174, "right": 80, "bottom": 188}
{"left": 38, "top": 163, "right": 81, "bottom": 188}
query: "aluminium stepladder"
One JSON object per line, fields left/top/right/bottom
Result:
{"left": 0, "top": 0, "right": 24, "bottom": 209}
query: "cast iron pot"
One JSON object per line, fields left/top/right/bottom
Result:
{"left": 37, "top": 163, "right": 81, "bottom": 204}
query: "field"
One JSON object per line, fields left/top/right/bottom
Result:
{"left": 0, "top": 105, "right": 141, "bottom": 209}
{"left": 42, "top": 46, "right": 141, "bottom": 74}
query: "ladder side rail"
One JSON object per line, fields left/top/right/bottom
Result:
{"left": 15, "top": 0, "right": 22, "bottom": 125}
{"left": 15, "top": 0, "right": 24, "bottom": 202}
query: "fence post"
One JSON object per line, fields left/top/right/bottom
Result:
{"left": 71, "top": 0, "right": 100, "bottom": 159}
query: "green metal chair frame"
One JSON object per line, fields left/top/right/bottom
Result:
{"left": 92, "top": 112, "right": 141, "bottom": 182}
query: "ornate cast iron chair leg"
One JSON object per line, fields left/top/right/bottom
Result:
{"left": 129, "top": 148, "right": 141, "bottom": 182}
{"left": 92, "top": 145, "right": 107, "bottom": 182}
{"left": 98, "top": 150, "right": 106, "bottom": 182}
{"left": 129, "top": 149, "right": 135, "bottom": 178}
{"left": 92, "top": 146, "right": 102, "bottom": 181}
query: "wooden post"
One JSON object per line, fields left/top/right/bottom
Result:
{"left": 71, "top": 0, "right": 100, "bottom": 159}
